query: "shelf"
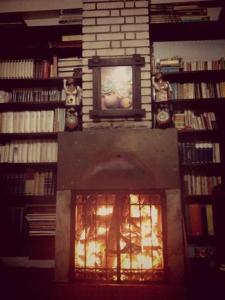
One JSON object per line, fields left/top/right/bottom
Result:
{"left": 153, "top": 98, "right": 225, "bottom": 108}
{"left": 0, "top": 76, "right": 82, "bottom": 88}
{"left": 183, "top": 195, "right": 212, "bottom": 204}
{"left": 188, "top": 235, "right": 215, "bottom": 244}
{"left": 178, "top": 129, "right": 220, "bottom": 140}
{"left": 160, "top": 70, "right": 225, "bottom": 82}
{"left": 0, "top": 163, "right": 57, "bottom": 169}
{"left": 150, "top": 21, "right": 225, "bottom": 42}
{"left": 0, "top": 41, "right": 82, "bottom": 58}
{"left": 0, "top": 25, "right": 82, "bottom": 59}
{"left": 0, "top": 195, "right": 56, "bottom": 207}
{"left": 0, "top": 25, "right": 81, "bottom": 41}
{"left": 180, "top": 162, "right": 221, "bottom": 170}
{"left": 0, "top": 101, "right": 66, "bottom": 111}
{"left": 0, "top": 132, "right": 59, "bottom": 140}
{"left": 153, "top": 98, "right": 225, "bottom": 117}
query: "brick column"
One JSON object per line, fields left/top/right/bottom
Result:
{"left": 82, "top": 0, "right": 152, "bottom": 129}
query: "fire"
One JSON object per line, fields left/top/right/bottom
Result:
{"left": 96, "top": 206, "right": 113, "bottom": 216}
{"left": 75, "top": 194, "right": 164, "bottom": 281}
{"left": 97, "top": 226, "right": 108, "bottom": 235}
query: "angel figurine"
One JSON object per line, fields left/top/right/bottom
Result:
{"left": 64, "top": 77, "right": 82, "bottom": 106}
{"left": 153, "top": 72, "right": 172, "bottom": 102}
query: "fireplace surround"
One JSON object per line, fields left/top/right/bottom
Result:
{"left": 55, "top": 128, "right": 185, "bottom": 299}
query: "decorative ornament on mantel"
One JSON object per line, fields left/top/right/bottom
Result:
{"left": 64, "top": 77, "right": 82, "bottom": 131}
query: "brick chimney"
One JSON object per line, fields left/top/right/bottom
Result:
{"left": 82, "top": 0, "right": 151, "bottom": 129}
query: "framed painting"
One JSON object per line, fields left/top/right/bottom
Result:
{"left": 88, "top": 55, "right": 145, "bottom": 119}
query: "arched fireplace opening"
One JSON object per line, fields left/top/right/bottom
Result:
{"left": 73, "top": 192, "right": 166, "bottom": 283}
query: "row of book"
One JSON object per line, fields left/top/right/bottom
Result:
{"left": 34, "top": 59, "right": 53, "bottom": 79}
{"left": 172, "top": 110, "right": 216, "bottom": 131}
{"left": 25, "top": 205, "right": 56, "bottom": 236}
{"left": 150, "top": 14, "right": 209, "bottom": 24}
{"left": 0, "top": 59, "right": 35, "bottom": 79}
{"left": 0, "top": 57, "right": 82, "bottom": 79}
{"left": 169, "top": 82, "right": 225, "bottom": 100}
{"left": 150, "top": 3, "right": 218, "bottom": 24}
{"left": 183, "top": 58, "right": 225, "bottom": 72}
{"left": 155, "top": 57, "right": 225, "bottom": 73}
{"left": 186, "top": 204, "right": 214, "bottom": 237}
{"left": 0, "top": 88, "right": 64, "bottom": 103}
{"left": 183, "top": 173, "right": 221, "bottom": 196}
{"left": 0, "top": 170, "right": 55, "bottom": 196}
{"left": 0, "top": 140, "right": 58, "bottom": 163}
{"left": 0, "top": 109, "right": 65, "bottom": 133}
{"left": 0, "top": 59, "right": 52, "bottom": 79}
{"left": 179, "top": 142, "right": 220, "bottom": 165}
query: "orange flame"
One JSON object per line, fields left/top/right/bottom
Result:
{"left": 96, "top": 206, "right": 113, "bottom": 216}
{"left": 75, "top": 194, "right": 163, "bottom": 280}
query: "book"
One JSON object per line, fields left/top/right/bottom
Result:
{"left": 173, "top": 112, "right": 185, "bottom": 130}
{"left": 206, "top": 204, "right": 214, "bottom": 236}
{"left": 42, "top": 60, "right": 50, "bottom": 79}
{"left": 25, "top": 204, "right": 56, "bottom": 236}
{"left": 58, "top": 70, "right": 75, "bottom": 78}
{"left": 188, "top": 204, "right": 203, "bottom": 236}
{"left": 51, "top": 55, "right": 58, "bottom": 78}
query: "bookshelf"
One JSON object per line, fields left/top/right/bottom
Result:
{"left": 150, "top": 1, "right": 225, "bottom": 279}
{"left": 0, "top": 25, "right": 82, "bottom": 260}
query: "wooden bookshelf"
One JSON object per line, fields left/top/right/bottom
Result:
{"left": 150, "top": 1, "right": 225, "bottom": 278}
{"left": 0, "top": 24, "right": 82, "bottom": 261}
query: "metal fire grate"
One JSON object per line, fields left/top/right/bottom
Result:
{"left": 74, "top": 193, "right": 165, "bottom": 282}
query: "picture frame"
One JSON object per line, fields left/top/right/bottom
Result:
{"left": 88, "top": 54, "right": 145, "bottom": 119}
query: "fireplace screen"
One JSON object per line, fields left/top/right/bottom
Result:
{"left": 74, "top": 193, "right": 165, "bottom": 282}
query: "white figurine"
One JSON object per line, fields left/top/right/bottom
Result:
{"left": 153, "top": 72, "right": 172, "bottom": 102}
{"left": 64, "top": 78, "right": 82, "bottom": 106}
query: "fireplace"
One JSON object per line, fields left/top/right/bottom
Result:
{"left": 74, "top": 192, "right": 165, "bottom": 283}
{"left": 55, "top": 129, "right": 185, "bottom": 299}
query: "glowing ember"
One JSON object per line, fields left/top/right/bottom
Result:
{"left": 75, "top": 194, "right": 164, "bottom": 281}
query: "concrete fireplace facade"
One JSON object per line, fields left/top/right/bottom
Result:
{"left": 55, "top": 129, "right": 185, "bottom": 298}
